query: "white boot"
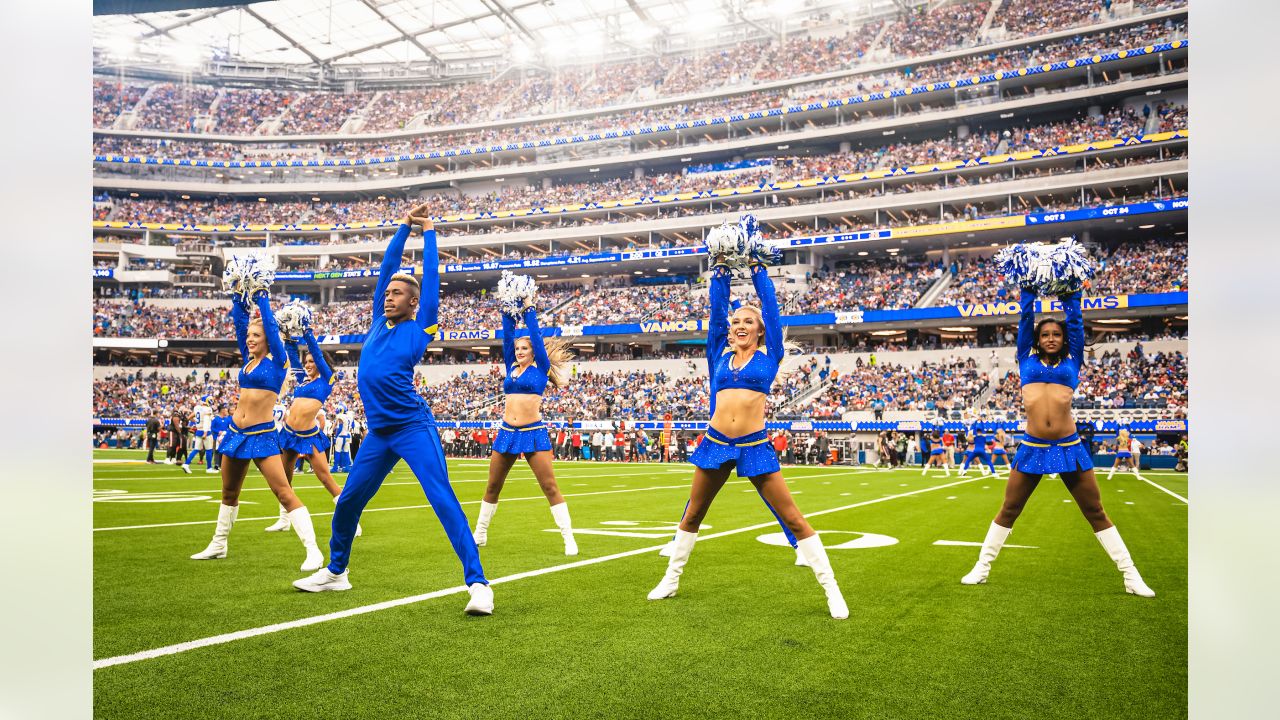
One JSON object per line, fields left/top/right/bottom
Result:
{"left": 1095, "top": 526, "right": 1155, "bottom": 597}
{"left": 961, "top": 521, "right": 1012, "bottom": 585}
{"left": 1107, "top": 465, "right": 1116, "bottom": 480}
{"left": 191, "top": 503, "right": 238, "bottom": 560}
{"left": 797, "top": 535, "right": 848, "bottom": 619}
{"left": 264, "top": 504, "right": 291, "bottom": 532}
{"left": 473, "top": 500, "right": 497, "bottom": 547}
{"left": 334, "top": 494, "right": 361, "bottom": 537}
{"left": 659, "top": 539, "right": 676, "bottom": 557}
{"left": 464, "top": 582, "right": 494, "bottom": 616}
{"left": 550, "top": 502, "right": 578, "bottom": 556}
{"left": 288, "top": 506, "right": 325, "bottom": 572}
{"left": 648, "top": 529, "right": 697, "bottom": 600}
{"left": 794, "top": 546, "right": 809, "bottom": 567}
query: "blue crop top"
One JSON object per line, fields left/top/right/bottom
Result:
{"left": 285, "top": 329, "right": 336, "bottom": 403}
{"left": 1016, "top": 288, "right": 1084, "bottom": 389}
{"left": 357, "top": 223, "right": 441, "bottom": 431}
{"left": 502, "top": 306, "right": 551, "bottom": 396}
{"left": 707, "top": 264, "right": 784, "bottom": 416}
{"left": 232, "top": 293, "right": 289, "bottom": 393}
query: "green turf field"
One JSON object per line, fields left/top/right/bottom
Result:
{"left": 92, "top": 449, "right": 1187, "bottom": 719}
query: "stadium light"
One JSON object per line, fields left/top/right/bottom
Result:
{"left": 512, "top": 43, "right": 534, "bottom": 64}
{"left": 168, "top": 44, "right": 204, "bottom": 68}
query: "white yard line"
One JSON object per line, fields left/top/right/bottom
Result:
{"left": 92, "top": 481, "right": 746, "bottom": 532}
{"left": 1136, "top": 474, "right": 1189, "bottom": 504}
{"left": 92, "top": 476, "right": 976, "bottom": 669}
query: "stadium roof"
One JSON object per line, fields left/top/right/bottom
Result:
{"left": 92, "top": 0, "right": 863, "bottom": 68}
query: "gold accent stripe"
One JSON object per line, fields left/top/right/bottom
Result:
{"left": 706, "top": 435, "right": 768, "bottom": 447}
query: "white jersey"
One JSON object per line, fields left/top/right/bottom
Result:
{"left": 336, "top": 411, "right": 354, "bottom": 438}
{"left": 273, "top": 404, "right": 286, "bottom": 432}
{"left": 192, "top": 403, "right": 213, "bottom": 434}
{"left": 1129, "top": 438, "right": 1144, "bottom": 455}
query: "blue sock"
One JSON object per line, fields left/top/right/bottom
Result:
{"left": 184, "top": 449, "right": 199, "bottom": 465}
{"left": 205, "top": 450, "right": 213, "bottom": 467}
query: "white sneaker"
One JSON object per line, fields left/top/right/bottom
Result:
{"left": 464, "top": 583, "right": 494, "bottom": 615}
{"left": 205, "top": 468, "right": 217, "bottom": 474}
{"left": 181, "top": 464, "right": 192, "bottom": 474}
{"left": 293, "top": 568, "right": 351, "bottom": 592}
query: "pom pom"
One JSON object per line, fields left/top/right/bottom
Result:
{"left": 222, "top": 251, "right": 277, "bottom": 299}
{"left": 494, "top": 271, "right": 537, "bottom": 316}
{"left": 994, "top": 239, "right": 1094, "bottom": 295}
{"left": 276, "top": 300, "right": 313, "bottom": 337}
{"left": 706, "top": 213, "right": 777, "bottom": 272}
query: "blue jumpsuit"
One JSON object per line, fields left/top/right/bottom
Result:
{"left": 1011, "top": 289, "right": 1094, "bottom": 474}
{"left": 961, "top": 428, "right": 996, "bottom": 473}
{"left": 327, "top": 223, "right": 487, "bottom": 586}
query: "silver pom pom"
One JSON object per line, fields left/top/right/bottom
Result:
{"left": 494, "top": 270, "right": 537, "bottom": 316}
{"left": 222, "top": 251, "right": 278, "bottom": 299}
{"left": 277, "top": 300, "right": 312, "bottom": 337}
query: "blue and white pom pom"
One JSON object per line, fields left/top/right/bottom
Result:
{"left": 994, "top": 239, "right": 1094, "bottom": 295}
{"left": 222, "top": 251, "right": 277, "bottom": 299}
{"left": 494, "top": 270, "right": 537, "bottom": 316}
{"left": 276, "top": 300, "right": 312, "bottom": 337}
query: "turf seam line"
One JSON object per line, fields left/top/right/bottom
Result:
{"left": 92, "top": 475, "right": 977, "bottom": 670}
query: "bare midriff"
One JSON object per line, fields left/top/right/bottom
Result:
{"left": 1022, "top": 382, "right": 1077, "bottom": 439}
{"left": 710, "top": 389, "right": 767, "bottom": 438}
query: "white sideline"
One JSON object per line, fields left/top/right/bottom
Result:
{"left": 1136, "top": 475, "right": 1189, "bottom": 504}
{"left": 93, "top": 467, "right": 882, "bottom": 529}
{"left": 92, "top": 476, "right": 977, "bottom": 669}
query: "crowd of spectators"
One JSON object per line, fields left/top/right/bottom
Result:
{"left": 787, "top": 357, "right": 989, "bottom": 419}
{"left": 92, "top": 14, "right": 1186, "bottom": 159}
{"left": 939, "top": 237, "right": 1187, "bottom": 305}
{"left": 988, "top": 343, "right": 1187, "bottom": 412}
{"left": 880, "top": 2, "right": 990, "bottom": 59}
{"left": 794, "top": 258, "right": 940, "bottom": 313}
{"left": 135, "top": 84, "right": 219, "bottom": 133}
{"left": 92, "top": 79, "right": 146, "bottom": 127}
{"left": 95, "top": 101, "right": 1187, "bottom": 239}
{"left": 277, "top": 90, "right": 374, "bottom": 135}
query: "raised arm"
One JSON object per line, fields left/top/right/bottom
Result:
{"left": 707, "top": 264, "right": 731, "bottom": 368}
{"left": 1016, "top": 287, "right": 1038, "bottom": 361}
{"left": 230, "top": 295, "right": 251, "bottom": 362}
{"left": 523, "top": 307, "right": 551, "bottom": 373}
{"left": 750, "top": 264, "right": 784, "bottom": 362}
{"left": 283, "top": 334, "right": 306, "bottom": 384}
{"left": 302, "top": 328, "right": 334, "bottom": 382}
{"left": 1059, "top": 291, "right": 1085, "bottom": 367}
{"left": 254, "top": 293, "right": 288, "bottom": 372}
{"left": 417, "top": 226, "right": 440, "bottom": 333}
{"left": 502, "top": 311, "right": 517, "bottom": 371}
{"left": 372, "top": 223, "right": 412, "bottom": 322}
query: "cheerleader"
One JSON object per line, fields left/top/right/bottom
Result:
{"left": 471, "top": 291, "right": 578, "bottom": 556}
{"left": 190, "top": 290, "right": 324, "bottom": 572}
{"left": 960, "top": 288, "right": 1154, "bottom": 596}
{"left": 921, "top": 427, "right": 950, "bottom": 476}
{"left": 264, "top": 323, "right": 361, "bottom": 537}
{"left": 292, "top": 207, "right": 492, "bottom": 616}
{"left": 989, "top": 427, "right": 1011, "bottom": 474}
{"left": 648, "top": 238, "right": 848, "bottom": 619}
{"left": 1107, "top": 427, "right": 1136, "bottom": 479}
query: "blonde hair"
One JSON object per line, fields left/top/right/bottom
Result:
{"left": 726, "top": 304, "right": 803, "bottom": 388}
{"left": 388, "top": 273, "right": 420, "bottom": 294}
{"left": 517, "top": 335, "right": 574, "bottom": 389}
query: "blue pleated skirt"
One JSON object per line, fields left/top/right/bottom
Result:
{"left": 491, "top": 421, "right": 553, "bottom": 456}
{"left": 217, "top": 420, "right": 283, "bottom": 460}
{"left": 279, "top": 423, "right": 331, "bottom": 455}
{"left": 1011, "top": 433, "right": 1094, "bottom": 474}
{"left": 689, "top": 427, "right": 780, "bottom": 477}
